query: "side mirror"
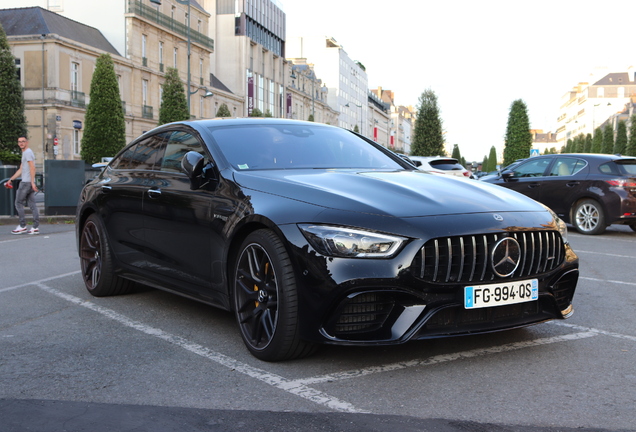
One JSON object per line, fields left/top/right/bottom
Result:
{"left": 501, "top": 170, "right": 514, "bottom": 181}
{"left": 182, "top": 151, "right": 204, "bottom": 179}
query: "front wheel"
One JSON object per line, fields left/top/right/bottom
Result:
{"left": 233, "top": 229, "right": 315, "bottom": 361}
{"left": 572, "top": 199, "right": 606, "bottom": 235}
{"left": 79, "top": 214, "right": 134, "bottom": 296}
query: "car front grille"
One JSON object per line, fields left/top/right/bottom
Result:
{"left": 413, "top": 231, "right": 564, "bottom": 284}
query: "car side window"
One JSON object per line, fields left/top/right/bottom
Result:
{"left": 160, "top": 131, "right": 205, "bottom": 173}
{"left": 512, "top": 158, "right": 551, "bottom": 178}
{"left": 112, "top": 133, "right": 168, "bottom": 170}
{"left": 549, "top": 157, "right": 586, "bottom": 177}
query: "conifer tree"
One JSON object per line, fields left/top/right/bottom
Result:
{"left": 626, "top": 115, "right": 636, "bottom": 156}
{"left": 614, "top": 120, "right": 627, "bottom": 154}
{"left": 584, "top": 133, "right": 593, "bottom": 153}
{"left": 80, "top": 53, "right": 125, "bottom": 164}
{"left": 0, "top": 23, "right": 27, "bottom": 161}
{"left": 250, "top": 107, "right": 263, "bottom": 117}
{"left": 158, "top": 67, "right": 189, "bottom": 125}
{"left": 215, "top": 103, "right": 231, "bottom": 117}
{"left": 487, "top": 146, "right": 498, "bottom": 171}
{"left": 482, "top": 155, "right": 488, "bottom": 172}
{"left": 602, "top": 124, "right": 614, "bottom": 154}
{"left": 451, "top": 144, "right": 461, "bottom": 160}
{"left": 411, "top": 89, "right": 445, "bottom": 156}
{"left": 591, "top": 127, "right": 603, "bottom": 153}
{"left": 503, "top": 99, "right": 532, "bottom": 166}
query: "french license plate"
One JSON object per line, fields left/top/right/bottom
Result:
{"left": 464, "top": 279, "right": 538, "bottom": 309}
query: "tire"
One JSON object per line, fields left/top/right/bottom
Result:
{"left": 233, "top": 229, "right": 316, "bottom": 361}
{"left": 573, "top": 199, "right": 606, "bottom": 235}
{"left": 79, "top": 214, "right": 134, "bottom": 296}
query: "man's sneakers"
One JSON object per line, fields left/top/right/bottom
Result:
{"left": 11, "top": 225, "right": 27, "bottom": 235}
{"left": 11, "top": 225, "right": 39, "bottom": 235}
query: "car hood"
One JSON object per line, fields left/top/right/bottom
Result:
{"left": 232, "top": 169, "right": 544, "bottom": 218}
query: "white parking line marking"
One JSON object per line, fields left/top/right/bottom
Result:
{"left": 292, "top": 331, "right": 598, "bottom": 386}
{"left": 549, "top": 321, "right": 636, "bottom": 342}
{"left": 0, "top": 271, "right": 81, "bottom": 294}
{"left": 580, "top": 276, "right": 636, "bottom": 287}
{"left": 35, "top": 283, "right": 367, "bottom": 414}
{"left": 574, "top": 250, "right": 634, "bottom": 259}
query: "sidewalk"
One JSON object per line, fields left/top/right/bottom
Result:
{"left": 0, "top": 193, "right": 75, "bottom": 226}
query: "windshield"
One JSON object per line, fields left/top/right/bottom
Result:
{"left": 208, "top": 124, "right": 404, "bottom": 170}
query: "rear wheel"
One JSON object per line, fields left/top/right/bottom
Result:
{"left": 79, "top": 214, "right": 134, "bottom": 296}
{"left": 629, "top": 223, "right": 636, "bottom": 233}
{"left": 233, "top": 229, "right": 315, "bottom": 361}
{"left": 572, "top": 199, "right": 606, "bottom": 235}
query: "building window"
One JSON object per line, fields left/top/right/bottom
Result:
{"left": 71, "top": 61, "right": 79, "bottom": 92}
{"left": 14, "top": 58, "right": 20, "bottom": 81}
{"left": 73, "top": 129, "right": 81, "bottom": 155}
{"left": 199, "top": 96, "right": 204, "bottom": 119}
{"left": 258, "top": 75, "right": 264, "bottom": 111}
{"left": 171, "top": 5, "right": 175, "bottom": 19}
{"left": 173, "top": 47, "right": 178, "bottom": 67}
{"left": 159, "top": 41, "right": 164, "bottom": 72}
{"left": 142, "top": 79, "right": 148, "bottom": 106}
{"left": 197, "top": 19, "right": 202, "bottom": 33}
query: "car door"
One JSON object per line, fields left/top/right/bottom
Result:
{"left": 141, "top": 129, "right": 217, "bottom": 295}
{"left": 537, "top": 157, "right": 588, "bottom": 218}
{"left": 97, "top": 134, "right": 166, "bottom": 269}
{"left": 497, "top": 157, "right": 553, "bottom": 203}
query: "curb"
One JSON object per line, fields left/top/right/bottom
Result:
{"left": 0, "top": 215, "right": 75, "bottom": 225}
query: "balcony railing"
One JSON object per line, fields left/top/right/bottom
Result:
{"left": 127, "top": 0, "right": 214, "bottom": 51}
{"left": 142, "top": 105, "right": 153, "bottom": 119}
{"left": 71, "top": 90, "right": 85, "bottom": 108}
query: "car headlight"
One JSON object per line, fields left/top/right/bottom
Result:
{"left": 541, "top": 205, "right": 568, "bottom": 244}
{"left": 298, "top": 224, "right": 407, "bottom": 258}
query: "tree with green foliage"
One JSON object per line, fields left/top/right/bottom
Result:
{"left": 487, "top": 146, "right": 498, "bottom": 171}
{"left": 353, "top": 124, "right": 359, "bottom": 133}
{"left": 451, "top": 144, "right": 461, "bottom": 160}
{"left": 583, "top": 133, "right": 592, "bottom": 153}
{"left": 80, "top": 54, "right": 126, "bottom": 164}
{"left": 481, "top": 155, "right": 488, "bottom": 172}
{"left": 503, "top": 99, "right": 532, "bottom": 166}
{"left": 215, "top": 103, "right": 231, "bottom": 117}
{"left": 308, "top": 114, "right": 314, "bottom": 122}
{"left": 411, "top": 88, "right": 445, "bottom": 156}
{"left": 614, "top": 120, "right": 627, "bottom": 154}
{"left": 250, "top": 107, "right": 263, "bottom": 117}
{"left": 263, "top": 109, "right": 273, "bottom": 118}
{"left": 543, "top": 147, "right": 558, "bottom": 155}
{"left": 0, "top": 23, "right": 27, "bottom": 163}
{"left": 602, "top": 124, "right": 614, "bottom": 154}
{"left": 591, "top": 127, "right": 603, "bottom": 153}
{"left": 158, "top": 67, "right": 189, "bottom": 125}
{"left": 626, "top": 115, "right": 636, "bottom": 156}
{"left": 565, "top": 139, "right": 573, "bottom": 153}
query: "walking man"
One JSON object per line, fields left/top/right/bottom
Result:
{"left": 6, "top": 136, "right": 40, "bottom": 234}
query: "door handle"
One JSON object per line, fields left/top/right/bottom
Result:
{"left": 147, "top": 188, "right": 162, "bottom": 198}
{"left": 527, "top": 183, "right": 540, "bottom": 188}
{"left": 101, "top": 185, "right": 112, "bottom": 193}
{"left": 566, "top": 182, "right": 580, "bottom": 187}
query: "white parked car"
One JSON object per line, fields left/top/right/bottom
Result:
{"left": 408, "top": 156, "right": 473, "bottom": 178}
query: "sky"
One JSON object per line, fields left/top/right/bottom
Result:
{"left": 281, "top": 0, "right": 635, "bottom": 161}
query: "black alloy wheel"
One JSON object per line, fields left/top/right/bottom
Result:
{"left": 573, "top": 199, "right": 606, "bottom": 235}
{"left": 233, "top": 229, "right": 315, "bottom": 361}
{"left": 79, "top": 214, "right": 134, "bottom": 296}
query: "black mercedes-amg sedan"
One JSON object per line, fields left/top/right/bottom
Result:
{"left": 76, "top": 118, "right": 579, "bottom": 361}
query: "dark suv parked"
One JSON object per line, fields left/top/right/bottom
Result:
{"left": 482, "top": 153, "right": 636, "bottom": 234}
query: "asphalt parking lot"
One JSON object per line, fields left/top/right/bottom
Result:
{"left": 1, "top": 221, "right": 635, "bottom": 431}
